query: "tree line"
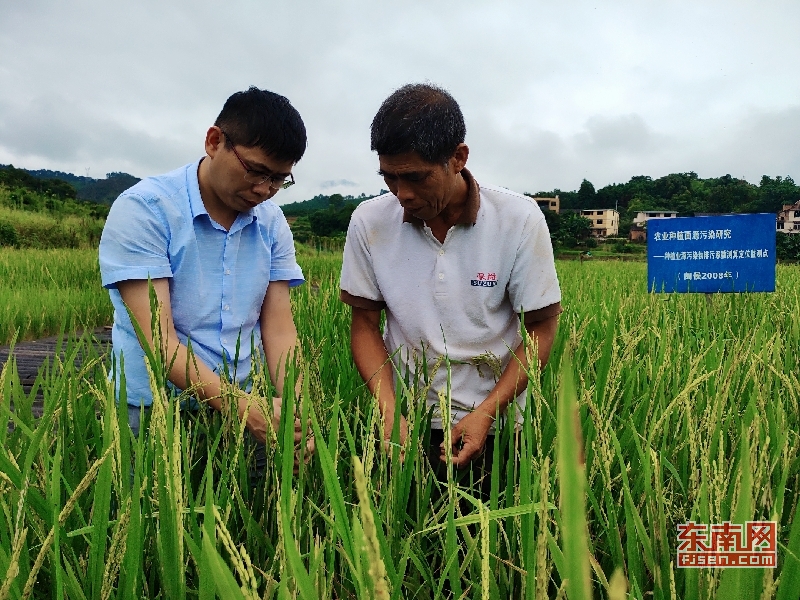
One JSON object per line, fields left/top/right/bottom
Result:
{"left": 0, "top": 166, "right": 111, "bottom": 220}
{"left": 0, "top": 165, "right": 140, "bottom": 205}
{"left": 283, "top": 192, "right": 380, "bottom": 242}
{"left": 6, "top": 164, "right": 800, "bottom": 257}
{"left": 532, "top": 172, "right": 800, "bottom": 236}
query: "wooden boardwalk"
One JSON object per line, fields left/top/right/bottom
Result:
{"left": 0, "top": 328, "right": 112, "bottom": 412}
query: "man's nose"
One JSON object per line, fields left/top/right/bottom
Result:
{"left": 394, "top": 180, "right": 415, "bottom": 202}
{"left": 252, "top": 180, "right": 277, "bottom": 197}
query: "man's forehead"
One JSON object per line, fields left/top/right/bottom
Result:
{"left": 237, "top": 146, "right": 294, "bottom": 175}
{"left": 378, "top": 152, "right": 435, "bottom": 173}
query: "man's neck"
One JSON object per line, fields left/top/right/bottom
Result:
{"left": 425, "top": 171, "right": 469, "bottom": 243}
{"left": 197, "top": 158, "right": 237, "bottom": 230}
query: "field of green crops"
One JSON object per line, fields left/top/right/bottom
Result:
{"left": 0, "top": 249, "right": 113, "bottom": 344}
{"left": 1, "top": 251, "right": 799, "bottom": 599}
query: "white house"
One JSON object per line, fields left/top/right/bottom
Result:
{"left": 633, "top": 211, "right": 678, "bottom": 227}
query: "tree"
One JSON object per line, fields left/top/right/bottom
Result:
{"left": 705, "top": 175, "right": 756, "bottom": 214}
{"left": 776, "top": 231, "right": 800, "bottom": 261}
{"left": 542, "top": 209, "right": 560, "bottom": 237}
{"left": 290, "top": 216, "right": 313, "bottom": 243}
{"left": 557, "top": 213, "right": 592, "bottom": 247}
{"left": 0, "top": 165, "right": 78, "bottom": 199}
{"left": 0, "top": 220, "right": 18, "bottom": 247}
{"left": 328, "top": 193, "right": 344, "bottom": 211}
{"left": 754, "top": 176, "right": 800, "bottom": 213}
{"left": 307, "top": 202, "right": 357, "bottom": 238}
{"left": 577, "top": 179, "right": 596, "bottom": 208}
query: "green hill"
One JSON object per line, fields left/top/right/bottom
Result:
{"left": 279, "top": 191, "right": 384, "bottom": 216}
{"left": 0, "top": 165, "right": 140, "bottom": 205}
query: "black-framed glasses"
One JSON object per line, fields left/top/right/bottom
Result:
{"left": 220, "top": 129, "right": 295, "bottom": 190}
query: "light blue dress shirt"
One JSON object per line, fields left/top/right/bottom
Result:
{"left": 99, "top": 159, "right": 304, "bottom": 406}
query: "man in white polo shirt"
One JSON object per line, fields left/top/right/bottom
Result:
{"left": 340, "top": 84, "right": 561, "bottom": 490}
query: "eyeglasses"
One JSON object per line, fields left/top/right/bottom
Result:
{"left": 220, "top": 129, "right": 295, "bottom": 190}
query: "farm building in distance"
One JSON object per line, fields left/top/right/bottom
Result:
{"left": 629, "top": 224, "right": 647, "bottom": 242}
{"left": 535, "top": 195, "right": 560, "bottom": 213}
{"left": 633, "top": 211, "right": 679, "bottom": 227}
{"left": 630, "top": 211, "right": 678, "bottom": 241}
{"left": 777, "top": 201, "right": 800, "bottom": 233}
{"left": 579, "top": 208, "right": 619, "bottom": 238}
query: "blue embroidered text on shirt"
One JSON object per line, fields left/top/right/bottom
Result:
{"left": 471, "top": 280, "right": 498, "bottom": 287}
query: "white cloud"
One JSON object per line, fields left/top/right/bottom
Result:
{"left": 0, "top": 0, "right": 799, "bottom": 200}
{"left": 320, "top": 179, "right": 358, "bottom": 190}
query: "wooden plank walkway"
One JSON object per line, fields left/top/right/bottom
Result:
{"left": 0, "top": 328, "right": 112, "bottom": 414}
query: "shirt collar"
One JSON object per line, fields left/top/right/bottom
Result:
{"left": 188, "top": 157, "right": 257, "bottom": 230}
{"left": 188, "top": 158, "right": 209, "bottom": 220}
{"left": 402, "top": 167, "right": 481, "bottom": 226}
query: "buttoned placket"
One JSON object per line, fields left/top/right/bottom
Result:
{"left": 423, "top": 224, "right": 458, "bottom": 299}
{"left": 218, "top": 214, "right": 252, "bottom": 357}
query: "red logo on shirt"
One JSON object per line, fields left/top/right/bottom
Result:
{"left": 471, "top": 272, "right": 498, "bottom": 287}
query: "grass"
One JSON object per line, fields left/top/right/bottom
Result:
{"left": 0, "top": 253, "right": 798, "bottom": 598}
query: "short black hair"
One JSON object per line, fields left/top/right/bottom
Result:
{"left": 370, "top": 83, "right": 466, "bottom": 164}
{"left": 214, "top": 87, "right": 307, "bottom": 164}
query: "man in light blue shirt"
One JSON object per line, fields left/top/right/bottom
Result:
{"left": 99, "top": 87, "right": 308, "bottom": 447}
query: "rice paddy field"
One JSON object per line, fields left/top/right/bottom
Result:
{"left": 0, "top": 249, "right": 112, "bottom": 344}
{"left": 1, "top": 248, "right": 799, "bottom": 599}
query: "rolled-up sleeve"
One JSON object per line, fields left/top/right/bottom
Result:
{"left": 99, "top": 193, "right": 173, "bottom": 289}
{"left": 268, "top": 211, "right": 304, "bottom": 287}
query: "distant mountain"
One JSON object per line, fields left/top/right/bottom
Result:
{"left": 24, "top": 168, "right": 91, "bottom": 186}
{"left": 0, "top": 165, "right": 78, "bottom": 200}
{"left": 0, "top": 165, "right": 140, "bottom": 205}
{"left": 279, "top": 190, "right": 386, "bottom": 216}
{"left": 72, "top": 172, "right": 140, "bottom": 205}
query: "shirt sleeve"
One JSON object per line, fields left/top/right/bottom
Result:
{"left": 507, "top": 211, "right": 562, "bottom": 314}
{"left": 99, "top": 192, "right": 174, "bottom": 289}
{"left": 268, "top": 209, "right": 305, "bottom": 287}
{"left": 339, "top": 209, "right": 385, "bottom": 307}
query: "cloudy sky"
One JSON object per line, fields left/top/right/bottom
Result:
{"left": 1, "top": 1, "right": 798, "bottom": 203}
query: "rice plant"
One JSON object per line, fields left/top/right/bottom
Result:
{"left": 0, "top": 249, "right": 112, "bottom": 343}
{"left": 0, "top": 255, "right": 798, "bottom": 598}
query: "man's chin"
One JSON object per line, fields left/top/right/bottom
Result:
{"left": 239, "top": 196, "right": 264, "bottom": 209}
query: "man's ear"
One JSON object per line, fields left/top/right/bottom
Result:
{"left": 450, "top": 143, "right": 469, "bottom": 173}
{"left": 204, "top": 126, "right": 224, "bottom": 158}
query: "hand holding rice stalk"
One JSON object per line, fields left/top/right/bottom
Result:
{"left": 234, "top": 391, "right": 315, "bottom": 471}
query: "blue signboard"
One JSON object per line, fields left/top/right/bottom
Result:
{"left": 647, "top": 213, "right": 776, "bottom": 293}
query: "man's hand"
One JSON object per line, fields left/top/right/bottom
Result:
{"left": 237, "top": 394, "right": 270, "bottom": 444}
{"left": 270, "top": 396, "right": 309, "bottom": 444}
{"left": 271, "top": 396, "right": 315, "bottom": 473}
{"left": 441, "top": 409, "right": 494, "bottom": 468}
{"left": 237, "top": 395, "right": 311, "bottom": 445}
{"left": 382, "top": 412, "right": 408, "bottom": 461}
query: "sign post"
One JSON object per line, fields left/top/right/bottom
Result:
{"left": 647, "top": 214, "right": 776, "bottom": 293}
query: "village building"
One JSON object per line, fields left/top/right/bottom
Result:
{"left": 579, "top": 208, "right": 619, "bottom": 238}
{"left": 629, "top": 224, "right": 647, "bottom": 242}
{"left": 534, "top": 195, "right": 560, "bottom": 213}
{"left": 777, "top": 201, "right": 800, "bottom": 234}
{"left": 632, "top": 211, "right": 679, "bottom": 227}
